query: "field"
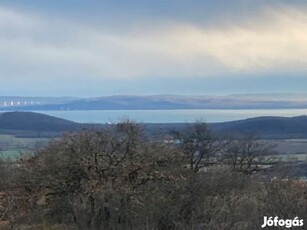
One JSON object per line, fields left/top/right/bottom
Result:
{"left": 2, "top": 134, "right": 307, "bottom": 161}
{"left": 0, "top": 134, "right": 50, "bottom": 159}
{"left": 272, "top": 139, "right": 307, "bottom": 154}
{"left": 268, "top": 153, "right": 307, "bottom": 162}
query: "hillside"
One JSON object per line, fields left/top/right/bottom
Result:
{"left": 1, "top": 112, "right": 307, "bottom": 139}
{"left": 0, "top": 112, "right": 82, "bottom": 136}
{"left": 211, "top": 116, "right": 307, "bottom": 138}
{"left": 144, "top": 116, "right": 307, "bottom": 139}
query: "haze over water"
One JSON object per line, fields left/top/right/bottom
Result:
{"left": 38, "top": 109, "right": 307, "bottom": 124}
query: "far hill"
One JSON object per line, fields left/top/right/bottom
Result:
{"left": 3, "top": 94, "right": 307, "bottom": 110}
{"left": 210, "top": 116, "right": 307, "bottom": 138}
{"left": 0, "top": 96, "right": 77, "bottom": 108}
{"left": 2, "top": 112, "right": 307, "bottom": 139}
{"left": 0, "top": 112, "right": 82, "bottom": 137}
{"left": 144, "top": 116, "right": 307, "bottom": 139}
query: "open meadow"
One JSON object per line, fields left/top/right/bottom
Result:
{"left": 0, "top": 134, "right": 49, "bottom": 158}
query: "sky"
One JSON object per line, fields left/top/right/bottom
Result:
{"left": 0, "top": 0, "right": 307, "bottom": 97}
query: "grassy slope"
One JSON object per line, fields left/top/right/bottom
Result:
{"left": 0, "top": 111, "right": 81, "bottom": 132}
{"left": 0, "top": 134, "right": 49, "bottom": 159}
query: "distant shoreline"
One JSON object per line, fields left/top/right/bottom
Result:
{"left": 2, "top": 94, "right": 307, "bottom": 111}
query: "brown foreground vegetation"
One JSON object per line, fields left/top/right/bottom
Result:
{"left": 0, "top": 122, "right": 306, "bottom": 229}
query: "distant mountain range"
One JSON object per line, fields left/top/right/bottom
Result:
{"left": 1, "top": 94, "right": 307, "bottom": 110}
{"left": 2, "top": 111, "right": 307, "bottom": 139}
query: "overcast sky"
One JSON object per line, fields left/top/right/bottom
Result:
{"left": 0, "top": 0, "right": 307, "bottom": 96}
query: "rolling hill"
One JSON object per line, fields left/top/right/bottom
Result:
{"left": 211, "top": 116, "right": 307, "bottom": 138}
{"left": 0, "top": 112, "right": 82, "bottom": 136}
{"left": 145, "top": 116, "right": 307, "bottom": 139}
{"left": 1, "top": 112, "right": 307, "bottom": 139}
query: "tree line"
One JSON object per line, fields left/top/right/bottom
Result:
{"left": 0, "top": 121, "right": 306, "bottom": 229}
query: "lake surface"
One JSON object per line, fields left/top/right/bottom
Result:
{"left": 37, "top": 109, "right": 307, "bottom": 124}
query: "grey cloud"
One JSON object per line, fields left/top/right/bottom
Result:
{"left": 1, "top": 1, "right": 307, "bottom": 96}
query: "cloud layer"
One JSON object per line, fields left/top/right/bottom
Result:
{"left": 1, "top": 3, "right": 307, "bottom": 84}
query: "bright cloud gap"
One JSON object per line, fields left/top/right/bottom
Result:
{"left": 0, "top": 5, "right": 307, "bottom": 81}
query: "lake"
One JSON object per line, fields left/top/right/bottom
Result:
{"left": 36, "top": 109, "right": 307, "bottom": 123}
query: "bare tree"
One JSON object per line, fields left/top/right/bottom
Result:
{"left": 1, "top": 122, "right": 305, "bottom": 230}
{"left": 14, "top": 121, "right": 189, "bottom": 230}
{"left": 224, "top": 135, "right": 275, "bottom": 174}
{"left": 175, "top": 122, "right": 225, "bottom": 172}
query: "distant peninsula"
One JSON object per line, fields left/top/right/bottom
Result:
{"left": 1, "top": 94, "right": 307, "bottom": 111}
